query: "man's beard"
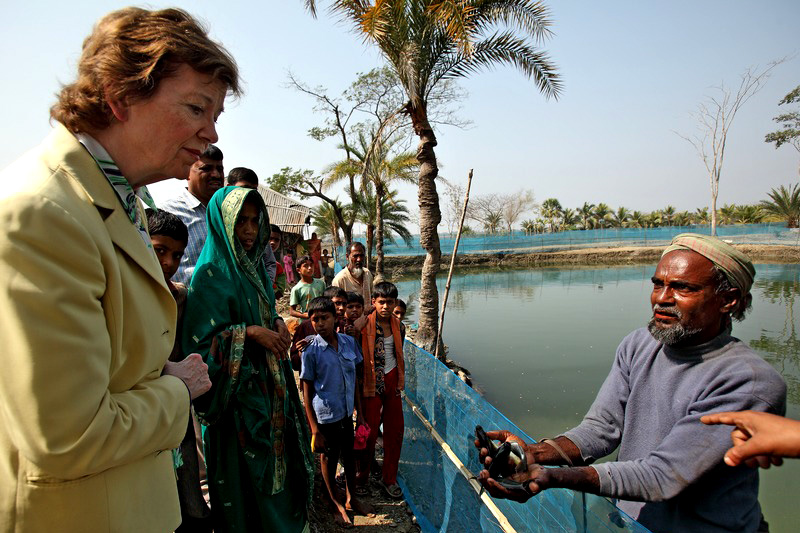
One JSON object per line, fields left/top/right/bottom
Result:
{"left": 647, "top": 305, "right": 703, "bottom": 346}
{"left": 350, "top": 265, "right": 364, "bottom": 278}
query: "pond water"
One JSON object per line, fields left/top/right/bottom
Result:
{"left": 395, "top": 263, "right": 800, "bottom": 532}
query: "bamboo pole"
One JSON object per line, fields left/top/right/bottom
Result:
{"left": 434, "top": 170, "right": 473, "bottom": 361}
{"left": 403, "top": 394, "right": 518, "bottom": 533}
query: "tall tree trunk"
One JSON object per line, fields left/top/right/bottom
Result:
{"left": 374, "top": 184, "right": 385, "bottom": 283}
{"left": 409, "top": 104, "right": 442, "bottom": 354}
{"left": 366, "top": 223, "right": 374, "bottom": 270}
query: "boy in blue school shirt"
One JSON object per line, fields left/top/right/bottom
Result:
{"left": 300, "top": 297, "right": 373, "bottom": 526}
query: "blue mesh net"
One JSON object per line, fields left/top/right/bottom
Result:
{"left": 336, "top": 223, "right": 799, "bottom": 262}
{"left": 397, "top": 341, "right": 651, "bottom": 533}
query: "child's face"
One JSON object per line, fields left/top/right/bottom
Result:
{"left": 372, "top": 296, "right": 396, "bottom": 320}
{"left": 269, "top": 231, "right": 281, "bottom": 252}
{"left": 393, "top": 305, "right": 406, "bottom": 322}
{"left": 151, "top": 235, "right": 186, "bottom": 282}
{"left": 345, "top": 302, "right": 363, "bottom": 321}
{"left": 297, "top": 260, "right": 313, "bottom": 280}
{"left": 235, "top": 202, "right": 259, "bottom": 251}
{"left": 311, "top": 310, "right": 336, "bottom": 338}
{"left": 332, "top": 296, "right": 347, "bottom": 318}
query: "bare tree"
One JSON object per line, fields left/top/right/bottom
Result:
{"left": 501, "top": 189, "right": 536, "bottom": 233}
{"left": 677, "top": 60, "right": 783, "bottom": 235}
{"left": 441, "top": 180, "right": 466, "bottom": 236}
{"left": 469, "top": 193, "right": 503, "bottom": 233}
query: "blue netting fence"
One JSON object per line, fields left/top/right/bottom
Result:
{"left": 397, "top": 341, "right": 651, "bottom": 533}
{"left": 334, "top": 224, "right": 799, "bottom": 265}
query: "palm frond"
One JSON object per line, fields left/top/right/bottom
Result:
{"left": 445, "top": 30, "right": 562, "bottom": 99}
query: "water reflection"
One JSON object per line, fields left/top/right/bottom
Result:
{"left": 750, "top": 268, "right": 800, "bottom": 405}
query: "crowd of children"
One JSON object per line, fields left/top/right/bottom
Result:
{"left": 147, "top": 208, "right": 408, "bottom": 529}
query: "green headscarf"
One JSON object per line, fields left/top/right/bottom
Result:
{"left": 183, "top": 186, "right": 313, "bottom": 499}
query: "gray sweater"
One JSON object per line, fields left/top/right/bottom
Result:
{"left": 564, "top": 327, "right": 786, "bottom": 533}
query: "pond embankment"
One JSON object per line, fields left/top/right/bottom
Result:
{"left": 383, "top": 244, "right": 800, "bottom": 278}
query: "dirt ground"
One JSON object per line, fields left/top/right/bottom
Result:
{"left": 306, "top": 457, "right": 421, "bottom": 533}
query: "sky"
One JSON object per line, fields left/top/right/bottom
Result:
{"left": 2, "top": 1, "right": 798, "bottom": 232}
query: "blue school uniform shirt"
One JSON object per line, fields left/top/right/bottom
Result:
{"left": 300, "top": 333, "right": 363, "bottom": 424}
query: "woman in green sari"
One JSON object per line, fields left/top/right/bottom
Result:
{"left": 183, "top": 186, "right": 314, "bottom": 532}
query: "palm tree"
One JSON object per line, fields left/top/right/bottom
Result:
{"left": 521, "top": 219, "right": 536, "bottom": 235}
{"left": 483, "top": 210, "right": 503, "bottom": 234}
{"left": 694, "top": 207, "right": 710, "bottom": 225}
{"left": 608, "top": 206, "right": 631, "bottom": 228}
{"left": 629, "top": 210, "right": 647, "bottom": 228}
{"left": 305, "top": 0, "right": 562, "bottom": 352}
{"left": 561, "top": 208, "right": 578, "bottom": 230}
{"left": 718, "top": 204, "right": 737, "bottom": 226}
{"left": 329, "top": 131, "right": 418, "bottom": 280}
{"left": 578, "top": 202, "right": 595, "bottom": 230}
{"left": 761, "top": 183, "right": 800, "bottom": 228}
{"left": 733, "top": 205, "right": 764, "bottom": 224}
{"left": 311, "top": 201, "right": 345, "bottom": 249}
{"left": 673, "top": 211, "right": 692, "bottom": 227}
{"left": 540, "top": 198, "right": 563, "bottom": 233}
{"left": 661, "top": 205, "right": 677, "bottom": 226}
{"left": 354, "top": 185, "right": 414, "bottom": 263}
{"left": 593, "top": 203, "right": 611, "bottom": 229}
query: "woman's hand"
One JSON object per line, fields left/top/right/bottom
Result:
{"left": 163, "top": 353, "right": 211, "bottom": 400}
{"left": 275, "top": 319, "right": 292, "bottom": 347}
{"left": 246, "top": 325, "right": 290, "bottom": 356}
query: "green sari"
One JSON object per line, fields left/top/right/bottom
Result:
{"left": 183, "top": 187, "right": 313, "bottom": 533}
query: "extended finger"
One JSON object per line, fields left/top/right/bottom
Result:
{"left": 701, "top": 412, "right": 741, "bottom": 426}
{"left": 486, "top": 430, "right": 511, "bottom": 442}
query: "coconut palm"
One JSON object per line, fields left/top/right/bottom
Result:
{"left": 673, "top": 211, "right": 692, "bottom": 227}
{"left": 718, "top": 204, "right": 737, "bottom": 226}
{"left": 577, "top": 202, "right": 596, "bottom": 230}
{"left": 661, "top": 205, "right": 676, "bottom": 226}
{"left": 561, "top": 208, "right": 578, "bottom": 230}
{"left": 305, "top": 0, "right": 562, "bottom": 352}
{"left": 694, "top": 207, "right": 710, "bottom": 225}
{"left": 593, "top": 203, "right": 611, "bottom": 229}
{"left": 521, "top": 219, "right": 536, "bottom": 235}
{"left": 608, "top": 206, "right": 631, "bottom": 228}
{"left": 761, "top": 183, "right": 800, "bottom": 228}
{"left": 629, "top": 210, "right": 647, "bottom": 228}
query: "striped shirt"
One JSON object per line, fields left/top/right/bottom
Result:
{"left": 76, "top": 133, "right": 156, "bottom": 248}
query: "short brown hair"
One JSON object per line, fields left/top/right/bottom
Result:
{"left": 51, "top": 7, "right": 241, "bottom": 133}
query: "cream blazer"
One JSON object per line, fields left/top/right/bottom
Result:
{"left": 0, "top": 124, "right": 189, "bottom": 532}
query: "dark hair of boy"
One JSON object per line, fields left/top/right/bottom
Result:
{"left": 227, "top": 166, "right": 258, "bottom": 187}
{"left": 307, "top": 296, "right": 336, "bottom": 319}
{"left": 145, "top": 208, "right": 188, "bottom": 245}
{"left": 270, "top": 224, "right": 282, "bottom": 236}
{"left": 323, "top": 286, "right": 347, "bottom": 300}
{"left": 395, "top": 298, "right": 406, "bottom": 311}
{"left": 346, "top": 291, "right": 364, "bottom": 306}
{"left": 296, "top": 255, "right": 313, "bottom": 269}
{"left": 372, "top": 281, "right": 398, "bottom": 300}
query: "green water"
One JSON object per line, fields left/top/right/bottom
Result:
{"left": 396, "top": 263, "right": 800, "bottom": 532}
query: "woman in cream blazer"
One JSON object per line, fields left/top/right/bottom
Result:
{"left": 0, "top": 8, "right": 239, "bottom": 532}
